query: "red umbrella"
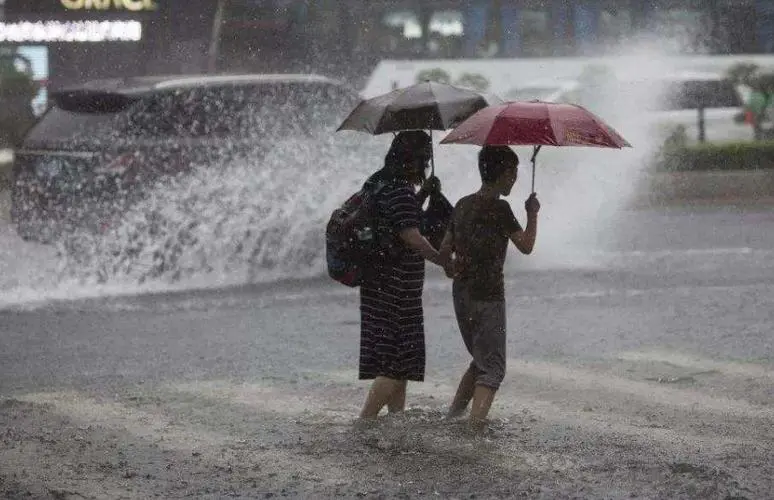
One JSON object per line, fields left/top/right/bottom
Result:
{"left": 440, "top": 100, "right": 632, "bottom": 191}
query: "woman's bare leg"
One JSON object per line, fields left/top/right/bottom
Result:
{"left": 387, "top": 380, "right": 408, "bottom": 413}
{"left": 360, "top": 377, "right": 401, "bottom": 419}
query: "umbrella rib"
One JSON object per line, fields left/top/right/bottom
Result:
{"left": 544, "top": 103, "right": 561, "bottom": 146}
{"left": 485, "top": 106, "right": 510, "bottom": 144}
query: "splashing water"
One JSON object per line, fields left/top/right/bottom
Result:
{"left": 428, "top": 41, "right": 683, "bottom": 271}
{"left": 54, "top": 132, "right": 389, "bottom": 287}
{"left": 0, "top": 40, "right": 706, "bottom": 304}
{"left": 500, "top": 42, "right": 691, "bottom": 271}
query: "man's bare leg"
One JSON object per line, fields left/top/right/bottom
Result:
{"left": 387, "top": 380, "right": 407, "bottom": 413}
{"left": 448, "top": 366, "right": 477, "bottom": 418}
{"left": 360, "top": 376, "right": 401, "bottom": 419}
{"left": 469, "top": 384, "right": 497, "bottom": 430}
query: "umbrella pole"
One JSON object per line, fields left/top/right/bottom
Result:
{"left": 429, "top": 129, "right": 435, "bottom": 177}
{"left": 530, "top": 145, "right": 542, "bottom": 193}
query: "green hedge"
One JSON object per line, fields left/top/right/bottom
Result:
{"left": 656, "top": 140, "right": 774, "bottom": 172}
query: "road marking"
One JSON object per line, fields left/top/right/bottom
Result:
{"left": 504, "top": 358, "right": 774, "bottom": 420}
{"left": 616, "top": 350, "right": 774, "bottom": 380}
{"left": 15, "top": 390, "right": 355, "bottom": 484}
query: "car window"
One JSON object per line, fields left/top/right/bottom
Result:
{"left": 23, "top": 93, "right": 135, "bottom": 148}
{"left": 128, "top": 82, "right": 359, "bottom": 139}
{"left": 25, "top": 108, "right": 117, "bottom": 146}
{"left": 129, "top": 89, "right": 219, "bottom": 138}
{"left": 247, "top": 82, "right": 360, "bottom": 130}
{"left": 297, "top": 82, "right": 362, "bottom": 123}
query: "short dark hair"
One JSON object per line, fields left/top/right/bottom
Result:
{"left": 478, "top": 146, "right": 518, "bottom": 183}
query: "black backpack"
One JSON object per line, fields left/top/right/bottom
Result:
{"left": 325, "top": 180, "right": 397, "bottom": 287}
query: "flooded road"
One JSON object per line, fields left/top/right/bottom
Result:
{"left": 1, "top": 205, "right": 773, "bottom": 499}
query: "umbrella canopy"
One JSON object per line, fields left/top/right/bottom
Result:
{"left": 440, "top": 100, "right": 632, "bottom": 191}
{"left": 337, "top": 81, "right": 503, "bottom": 135}
{"left": 439, "top": 100, "right": 631, "bottom": 148}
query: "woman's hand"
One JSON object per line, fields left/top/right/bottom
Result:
{"left": 443, "top": 256, "right": 457, "bottom": 279}
{"left": 399, "top": 227, "right": 444, "bottom": 266}
{"left": 419, "top": 176, "right": 441, "bottom": 197}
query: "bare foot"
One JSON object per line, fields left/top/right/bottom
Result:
{"left": 467, "top": 417, "right": 494, "bottom": 438}
{"left": 352, "top": 416, "right": 378, "bottom": 431}
{"left": 445, "top": 407, "right": 467, "bottom": 420}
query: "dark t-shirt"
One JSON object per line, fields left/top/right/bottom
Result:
{"left": 448, "top": 194, "right": 522, "bottom": 301}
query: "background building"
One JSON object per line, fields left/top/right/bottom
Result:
{"left": 0, "top": 0, "right": 772, "bottom": 92}
{"left": 217, "top": 0, "right": 774, "bottom": 84}
{"left": 0, "top": 0, "right": 218, "bottom": 89}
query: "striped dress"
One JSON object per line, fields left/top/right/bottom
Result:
{"left": 359, "top": 179, "right": 426, "bottom": 382}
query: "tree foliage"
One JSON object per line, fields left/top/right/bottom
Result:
{"left": 416, "top": 68, "right": 452, "bottom": 85}
{"left": 454, "top": 72, "right": 490, "bottom": 91}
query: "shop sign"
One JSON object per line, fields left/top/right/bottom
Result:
{"left": 60, "top": 0, "right": 158, "bottom": 11}
{"left": 0, "top": 20, "right": 143, "bottom": 42}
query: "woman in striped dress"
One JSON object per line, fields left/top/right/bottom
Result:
{"left": 359, "top": 131, "right": 449, "bottom": 420}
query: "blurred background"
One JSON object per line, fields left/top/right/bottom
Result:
{"left": 2, "top": 0, "right": 774, "bottom": 291}
{"left": 1, "top": 1, "right": 773, "bottom": 148}
{"left": 1, "top": 0, "right": 773, "bottom": 92}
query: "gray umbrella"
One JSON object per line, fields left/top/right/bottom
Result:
{"left": 337, "top": 81, "right": 503, "bottom": 135}
{"left": 337, "top": 81, "right": 502, "bottom": 175}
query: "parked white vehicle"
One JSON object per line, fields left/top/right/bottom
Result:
{"left": 505, "top": 72, "right": 753, "bottom": 144}
{"left": 503, "top": 79, "right": 578, "bottom": 102}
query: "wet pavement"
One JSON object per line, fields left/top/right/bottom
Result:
{"left": 1, "top": 205, "right": 773, "bottom": 499}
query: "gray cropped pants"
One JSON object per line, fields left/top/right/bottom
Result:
{"left": 452, "top": 280, "right": 507, "bottom": 390}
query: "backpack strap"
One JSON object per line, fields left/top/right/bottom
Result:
{"left": 363, "top": 179, "right": 390, "bottom": 196}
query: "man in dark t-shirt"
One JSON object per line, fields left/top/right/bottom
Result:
{"left": 439, "top": 146, "right": 540, "bottom": 431}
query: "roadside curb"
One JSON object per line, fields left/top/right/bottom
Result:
{"left": 630, "top": 170, "right": 774, "bottom": 208}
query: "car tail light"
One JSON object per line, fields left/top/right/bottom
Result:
{"left": 95, "top": 152, "right": 141, "bottom": 175}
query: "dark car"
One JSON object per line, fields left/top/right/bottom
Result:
{"left": 11, "top": 74, "right": 361, "bottom": 242}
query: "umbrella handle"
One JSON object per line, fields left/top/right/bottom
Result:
{"left": 530, "top": 145, "right": 541, "bottom": 193}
